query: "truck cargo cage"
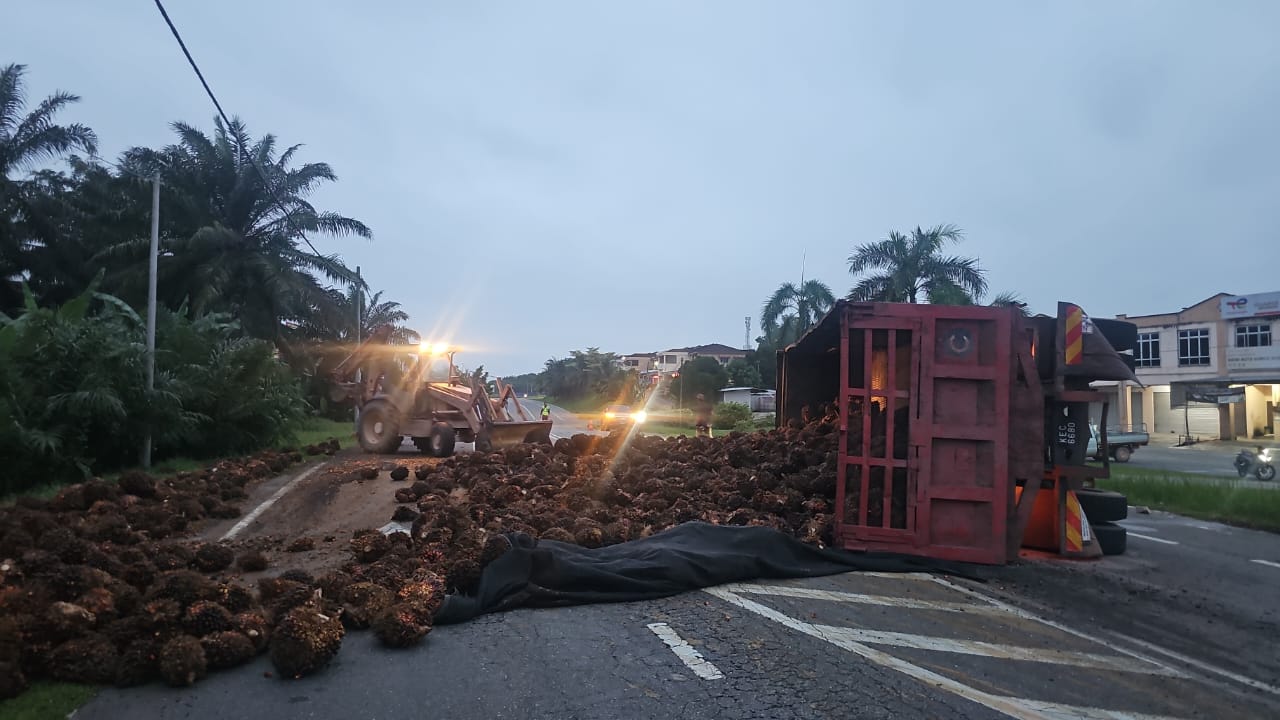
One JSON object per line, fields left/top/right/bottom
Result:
{"left": 778, "top": 300, "right": 1137, "bottom": 565}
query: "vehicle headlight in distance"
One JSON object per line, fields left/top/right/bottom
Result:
{"left": 632, "top": 411, "right": 647, "bottom": 423}
{"left": 605, "top": 412, "right": 616, "bottom": 419}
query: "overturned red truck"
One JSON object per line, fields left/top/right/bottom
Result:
{"left": 776, "top": 301, "right": 1137, "bottom": 565}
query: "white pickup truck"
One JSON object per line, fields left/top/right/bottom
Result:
{"left": 1087, "top": 422, "right": 1150, "bottom": 463}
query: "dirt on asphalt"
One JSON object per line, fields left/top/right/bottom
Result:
{"left": 197, "top": 452, "right": 446, "bottom": 579}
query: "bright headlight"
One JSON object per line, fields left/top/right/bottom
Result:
{"left": 632, "top": 411, "right": 647, "bottom": 423}
{"left": 605, "top": 412, "right": 616, "bottom": 419}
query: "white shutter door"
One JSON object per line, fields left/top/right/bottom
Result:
{"left": 1185, "top": 403, "right": 1220, "bottom": 440}
{"left": 1153, "top": 391, "right": 1172, "bottom": 434}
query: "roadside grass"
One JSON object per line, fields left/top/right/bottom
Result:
{"left": 1098, "top": 469, "right": 1280, "bottom": 533}
{"left": 0, "top": 681, "right": 97, "bottom": 720}
{"left": 1, "top": 417, "right": 352, "bottom": 506}
{"left": 289, "top": 417, "right": 353, "bottom": 448}
{"left": 549, "top": 395, "right": 611, "bottom": 414}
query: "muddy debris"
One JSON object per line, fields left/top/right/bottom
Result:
{"left": 285, "top": 537, "right": 316, "bottom": 553}
{"left": 389, "top": 466, "right": 410, "bottom": 482}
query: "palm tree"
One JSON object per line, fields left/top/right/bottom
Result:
{"left": 294, "top": 286, "right": 418, "bottom": 345}
{"left": 0, "top": 64, "right": 97, "bottom": 178}
{"left": 113, "top": 117, "right": 369, "bottom": 356}
{"left": 761, "top": 279, "right": 835, "bottom": 345}
{"left": 847, "top": 224, "right": 987, "bottom": 304}
{"left": 1, "top": 63, "right": 97, "bottom": 306}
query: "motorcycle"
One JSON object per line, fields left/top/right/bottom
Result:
{"left": 1234, "top": 447, "right": 1276, "bottom": 481}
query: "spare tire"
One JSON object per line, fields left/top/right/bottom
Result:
{"left": 1077, "top": 488, "right": 1128, "bottom": 523}
{"left": 1091, "top": 521, "right": 1127, "bottom": 556}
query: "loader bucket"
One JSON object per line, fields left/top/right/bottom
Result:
{"left": 485, "top": 420, "right": 554, "bottom": 449}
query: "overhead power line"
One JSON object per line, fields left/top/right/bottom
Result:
{"left": 151, "top": 0, "right": 354, "bottom": 280}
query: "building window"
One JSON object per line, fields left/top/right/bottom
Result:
{"left": 662, "top": 354, "right": 676, "bottom": 365}
{"left": 1235, "top": 324, "right": 1272, "bottom": 348}
{"left": 1177, "top": 328, "right": 1210, "bottom": 366}
{"left": 1135, "top": 332, "right": 1160, "bottom": 368}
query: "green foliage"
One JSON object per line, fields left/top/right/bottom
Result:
{"left": 1100, "top": 470, "right": 1280, "bottom": 532}
{"left": 542, "top": 348, "right": 638, "bottom": 403}
{"left": 668, "top": 356, "right": 728, "bottom": 405}
{"left": 0, "top": 284, "right": 307, "bottom": 495}
{"left": 726, "top": 358, "right": 762, "bottom": 388}
{"left": 760, "top": 279, "right": 834, "bottom": 346}
{"left": 712, "top": 402, "right": 752, "bottom": 430}
{"left": 0, "top": 680, "right": 97, "bottom": 720}
{"left": 848, "top": 224, "right": 987, "bottom": 303}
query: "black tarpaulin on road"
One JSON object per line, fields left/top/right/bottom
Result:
{"left": 435, "top": 522, "right": 978, "bottom": 625}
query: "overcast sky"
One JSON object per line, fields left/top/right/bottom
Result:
{"left": 10, "top": 1, "right": 1280, "bottom": 375}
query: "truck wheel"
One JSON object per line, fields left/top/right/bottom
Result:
{"left": 357, "top": 400, "right": 402, "bottom": 454}
{"left": 429, "top": 423, "right": 456, "bottom": 458}
{"left": 1091, "top": 521, "right": 1127, "bottom": 556}
{"left": 1077, "top": 488, "right": 1128, "bottom": 523}
{"left": 1258, "top": 464, "right": 1277, "bottom": 482}
{"left": 1113, "top": 445, "right": 1132, "bottom": 463}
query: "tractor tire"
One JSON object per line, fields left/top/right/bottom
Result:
{"left": 412, "top": 437, "right": 432, "bottom": 454}
{"left": 1077, "top": 488, "right": 1128, "bottom": 524}
{"left": 429, "top": 422, "right": 456, "bottom": 458}
{"left": 1091, "top": 521, "right": 1127, "bottom": 556}
{"left": 357, "top": 400, "right": 402, "bottom": 454}
{"left": 1112, "top": 445, "right": 1132, "bottom": 463}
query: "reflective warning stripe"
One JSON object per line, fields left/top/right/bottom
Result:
{"left": 1064, "top": 304, "right": 1083, "bottom": 366}
{"left": 1065, "top": 490, "right": 1084, "bottom": 552}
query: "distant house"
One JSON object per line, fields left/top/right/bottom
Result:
{"left": 653, "top": 343, "right": 748, "bottom": 374}
{"left": 719, "top": 387, "right": 776, "bottom": 412}
{"left": 618, "top": 353, "right": 656, "bottom": 373}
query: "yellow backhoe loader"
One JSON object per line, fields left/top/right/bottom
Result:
{"left": 330, "top": 326, "right": 552, "bottom": 456}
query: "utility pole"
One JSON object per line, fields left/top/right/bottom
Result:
{"left": 354, "top": 266, "right": 362, "bottom": 427}
{"left": 142, "top": 173, "right": 160, "bottom": 468}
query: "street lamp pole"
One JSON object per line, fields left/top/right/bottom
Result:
{"left": 142, "top": 172, "right": 160, "bottom": 468}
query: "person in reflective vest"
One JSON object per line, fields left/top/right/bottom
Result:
{"left": 540, "top": 402, "right": 551, "bottom": 421}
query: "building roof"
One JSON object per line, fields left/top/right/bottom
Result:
{"left": 719, "top": 386, "right": 774, "bottom": 393}
{"left": 660, "top": 343, "right": 748, "bottom": 355}
{"left": 1115, "top": 293, "right": 1230, "bottom": 320}
{"left": 620, "top": 352, "right": 656, "bottom": 358}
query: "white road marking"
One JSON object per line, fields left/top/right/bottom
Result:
{"left": 1109, "top": 630, "right": 1280, "bottom": 698}
{"left": 719, "top": 583, "right": 1006, "bottom": 615}
{"left": 1128, "top": 532, "right": 1179, "bottom": 545}
{"left": 220, "top": 463, "right": 325, "bottom": 541}
{"left": 1250, "top": 559, "right": 1280, "bottom": 570}
{"left": 933, "top": 576, "right": 1280, "bottom": 700}
{"left": 809, "top": 625, "right": 1181, "bottom": 677}
{"left": 706, "top": 589, "right": 1186, "bottom": 720}
{"left": 925, "top": 576, "right": 1190, "bottom": 679}
{"left": 645, "top": 622, "right": 724, "bottom": 680}
{"left": 1119, "top": 523, "right": 1159, "bottom": 532}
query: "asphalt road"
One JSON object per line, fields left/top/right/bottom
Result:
{"left": 1112, "top": 442, "right": 1278, "bottom": 487}
{"left": 79, "top": 561, "right": 1280, "bottom": 720}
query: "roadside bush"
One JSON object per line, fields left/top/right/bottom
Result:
{"left": 712, "top": 402, "right": 752, "bottom": 431}
{"left": 0, "top": 282, "right": 307, "bottom": 495}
